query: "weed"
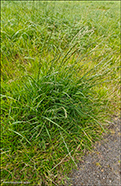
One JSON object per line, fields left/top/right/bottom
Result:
{"left": 1, "top": 1, "right": 120, "bottom": 185}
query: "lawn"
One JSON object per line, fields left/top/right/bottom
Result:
{"left": 1, "top": 1, "right": 120, "bottom": 186}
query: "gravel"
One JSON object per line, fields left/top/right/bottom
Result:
{"left": 69, "top": 117, "right": 121, "bottom": 186}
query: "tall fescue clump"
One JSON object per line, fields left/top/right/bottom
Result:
{"left": 1, "top": 28, "right": 116, "bottom": 185}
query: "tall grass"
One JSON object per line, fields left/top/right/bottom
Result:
{"left": 1, "top": 1, "right": 120, "bottom": 185}
{"left": 1, "top": 1, "right": 120, "bottom": 81}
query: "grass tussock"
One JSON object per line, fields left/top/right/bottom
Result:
{"left": 1, "top": 1, "right": 120, "bottom": 186}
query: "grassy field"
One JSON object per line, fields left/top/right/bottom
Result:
{"left": 1, "top": 1, "right": 120, "bottom": 186}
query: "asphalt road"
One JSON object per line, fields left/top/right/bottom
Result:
{"left": 69, "top": 117, "right": 120, "bottom": 186}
